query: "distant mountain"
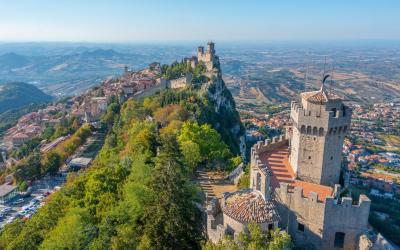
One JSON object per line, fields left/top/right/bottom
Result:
{"left": 0, "top": 82, "right": 52, "bottom": 113}
{"left": 0, "top": 52, "right": 31, "bottom": 69}
{"left": 81, "top": 49, "right": 121, "bottom": 58}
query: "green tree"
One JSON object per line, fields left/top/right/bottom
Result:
{"left": 178, "top": 121, "right": 232, "bottom": 168}
{"left": 203, "top": 223, "right": 292, "bottom": 250}
{"left": 140, "top": 153, "right": 202, "bottom": 249}
{"left": 180, "top": 140, "right": 201, "bottom": 171}
{"left": 39, "top": 208, "right": 96, "bottom": 250}
{"left": 41, "top": 151, "right": 62, "bottom": 176}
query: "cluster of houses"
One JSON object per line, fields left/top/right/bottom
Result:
{"left": 2, "top": 104, "right": 65, "bottom": 149}
{"left": 242, "top": 110, "right": 291, "bottom": 142}
{"left": 351, "top": 102, "right": 399, "bottom": 133}
{"left": 343, "top": 101, "right": 400, "bottom": 199}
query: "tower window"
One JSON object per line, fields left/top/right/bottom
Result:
{"left": 334, "top": 232, "right": 345, "bottom": 248}
{"left": 297, "top": 223, "right": 305, "bottom": 232}
{"left": 308, "top": 156, "right": 311, "bottom": 160}
{"left": 330, "top": 156, "right": 333, "bottom": 160}
{"left": 331, "top": 108, "right": 337, "bottom": 117}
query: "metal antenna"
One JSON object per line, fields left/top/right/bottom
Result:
{"left": 330, "top": 64, "right": 334, "bottom": 94}
{"left": 321, "top": 56, "right": 327, "bottom": 91}
{"left": 304, "top": 62, "right": 309, "bottom": 92}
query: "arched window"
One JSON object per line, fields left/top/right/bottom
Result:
{"left": 338, "top": 127, "right": 342, "bottom": 134}
{"left": 319, "top": 127, "right": 324, "bottom": 136}
{"left": 342, "top": 105, "right": 346, "bottom": 117}
{"left": 307, "top": 126, "right": 312, "bottom": 134}
{"left": 333, "top": 127, "right": 337, "bottom": 135}
{"left": 329, "top": 128, "right": 333, "bottom": 135}
{"left": 343, "top": 126, "right": 348, "bottom": 133}
{"left": 313, "top": 127, "right": 318, "bottom": 135}
{"left": 301, "top": 125, "right": 306, "bottom": 134}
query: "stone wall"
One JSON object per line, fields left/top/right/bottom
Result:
{"left": 323, "top": 195, "right": 371, "bottom": 250}
{"left": 275, "top": 183, "right": 371, "bottom": 250}
{"left": 250, "top": 133, "right": 371, "bottom": 250}
{"left": 169, "top": 73, "right": 192, "bottom": 89}
{"left": 132, "top": 82, "right": 166, "bottom": 100}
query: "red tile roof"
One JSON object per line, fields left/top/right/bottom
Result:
{"left": 259, "top": 146, "right": 333, "bottom": 202}
{"left": 222, "top": 189, "right": 279, "bottom": 224}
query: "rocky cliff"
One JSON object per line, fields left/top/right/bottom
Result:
{"left": 200, "top": 60, "right": 246, "bottom": 158}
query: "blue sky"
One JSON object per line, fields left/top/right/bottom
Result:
{"left": 0, "top": 0, "right": 399, "bottom": 42}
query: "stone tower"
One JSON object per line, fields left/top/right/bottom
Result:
{"left": 206, "top": 41, "right": 215, "bottom": 60}
{"left": 197, "top": 46, "right": 204, "bottom": 59}
{"left": 289, "top": 82, "right": 351, "bottom": 186}
{"left": 197, "top": 42, "right": 216, "bottom": 71}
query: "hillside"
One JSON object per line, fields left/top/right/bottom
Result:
{"left": 0, "top": 51, "right": 251, "bottom": 249}
{"left": 0, "top": 82, "right": 52, "bottom": 114}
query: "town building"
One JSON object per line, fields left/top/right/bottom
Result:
{"left": 207, "top": 77, "right": 372, "bottom": 250}
{"left": 67, "top": 157, "right": 92, "bottom": 170}
{"left": 0, "top": 184, "right": 18, "bottom": 204}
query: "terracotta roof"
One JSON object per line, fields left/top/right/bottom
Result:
{"left": 12, "top": 133, "right": 29, "bottom": 139}
{"left": 259, "top": 146, "right": 333, "bottom": 202}
{"left": 300, "top": 89, "right": 341, "bottom": 104}
{"left": 222, "top": 189, "right": 279, "bottom": 224}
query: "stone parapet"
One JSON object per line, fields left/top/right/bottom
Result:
{"left": 250, "top": 134, "right": 288, "bottom": 171}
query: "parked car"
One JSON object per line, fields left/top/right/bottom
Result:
{"left": 1, "top": 207, "right": 11, "bottom": 213}
{"left": 12, "top": 198, "right": 24, "bottom": 205}
{"left": 6, "top": 217, "right": 15, "bottom": 224}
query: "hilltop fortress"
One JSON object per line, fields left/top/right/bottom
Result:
{"left": 207, "top": 83, "right": 372, "bottom": 249}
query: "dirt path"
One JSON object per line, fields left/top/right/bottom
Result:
{"left": 195, "top": 168, "right": 237, "bottom": 205}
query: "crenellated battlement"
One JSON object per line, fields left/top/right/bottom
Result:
{"left": 277, "top": 182, "right": 370, "bottom": 209}
{"left": 291, "top": 101, "right": 352, "bottom": 133}
{"left": 250, "top": 134, "right": 288, "bottom": 166}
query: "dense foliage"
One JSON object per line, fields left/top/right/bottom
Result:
{"left": 0, "top": 96, "right": 206, "bottom": 249}
{"left": 203, "top": 223, "right": 292, "bottom": 250}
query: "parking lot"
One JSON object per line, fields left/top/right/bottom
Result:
{"left": 0, "top": 174, "right": 66, "bottom": 229}
{"left": 0, "top": 130, "right": 104, "bottom": 229}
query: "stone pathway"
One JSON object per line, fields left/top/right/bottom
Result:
{"left": 195, "top": 168, "right": 237, "bottom": 205}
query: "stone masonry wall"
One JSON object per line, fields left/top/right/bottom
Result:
{"left": 251, "top": 134, "right": 371, "bottom": 250}
{"left": 274, "top": 182, "right": 371, "bottom": 250}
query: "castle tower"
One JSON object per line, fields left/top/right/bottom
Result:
{"left": 289, "top": 80, "right": 351, "bottom": 186}
{"left": 197, "top": 46, "right": 204, "bottom": 59}
{"left": 206, "top": 41, "right": 215, "bottom": 57}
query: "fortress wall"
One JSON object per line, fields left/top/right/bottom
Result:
{"left": 275, "top": 183, "right": 371, "bottom": 250}
{"left": 132, "top": 83, "right": 165, "bottom": 100}
{"left": 250, "top": 134, "right": 289, "bottom": 167}
{"left": 275, "top": 183, "right": 326, "bottom": 250}
{"left": 206, "top": 198, "right": 225, "bottom": 243}
{"left": 169, "top": 73, "right": 192, "bottom": 89}
{"left": 323, "top": 195, "right": 371, "bottom": 250}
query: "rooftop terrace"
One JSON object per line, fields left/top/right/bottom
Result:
{"left": 258, "top": 146, "right": 333, "bottom": 202}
